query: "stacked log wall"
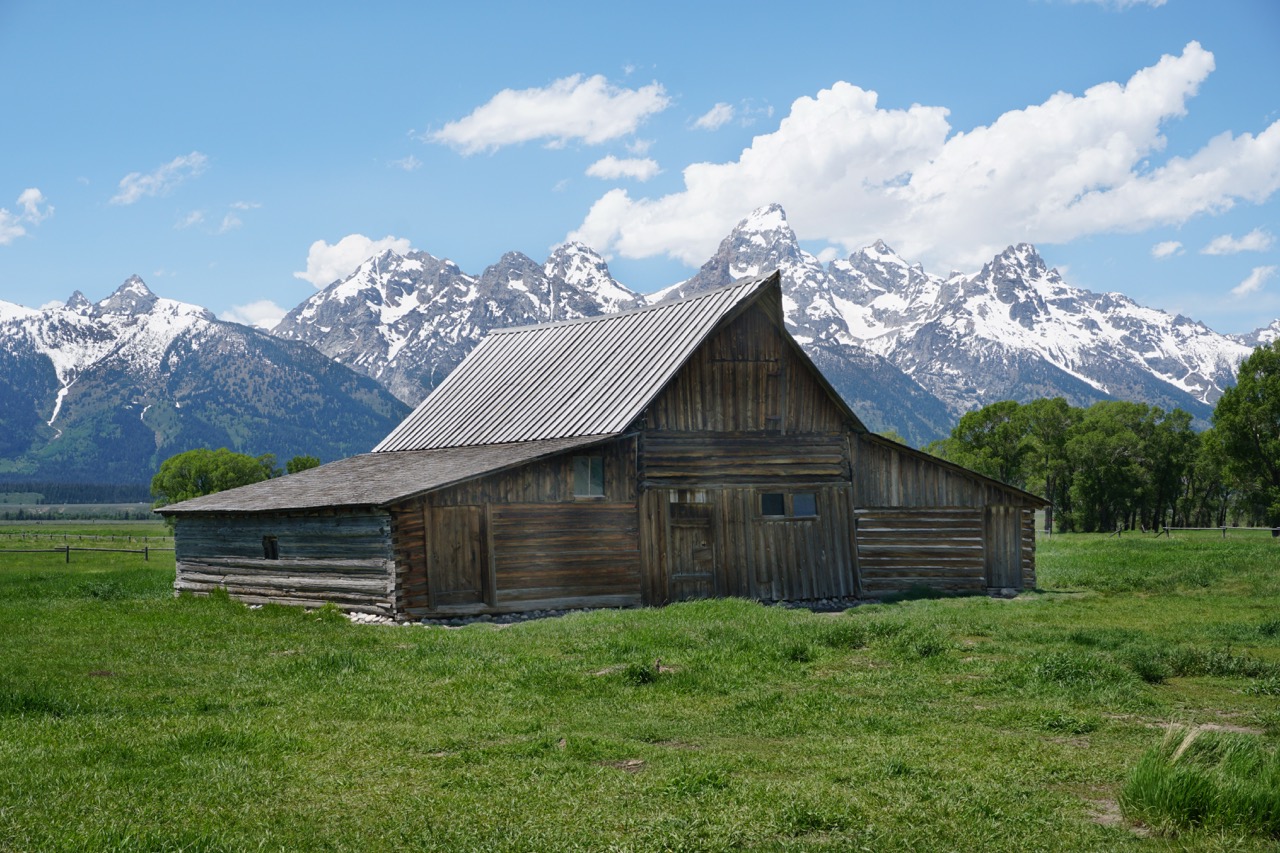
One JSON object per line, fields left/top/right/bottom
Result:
{"left": 854, "top": 508, "right": 986, "bottom": 595}
{"left": 174, "top": 511, "right": 395, "bottom": 615}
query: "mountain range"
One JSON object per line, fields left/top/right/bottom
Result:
{"left": 0, "top": 279, "right": 407, "bottom": 484}
{"left": 1, "top": 204, "right": 1271, "bottom": 484}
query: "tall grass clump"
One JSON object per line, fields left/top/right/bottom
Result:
{"left": 1120, "top": 727, "right": 1280, "bottom": 838}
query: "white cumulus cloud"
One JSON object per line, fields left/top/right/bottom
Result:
{"left": 1151, "top": 240, "right": 1183, "bottom": 258}
{"left": 294, "top": 233, "right": 413, "bottom": 287}
{"left": 1202, "top": 227, "right": 1274, "bottom": 255}
{"left": 111, "top": 152, "right": 209, "bottom": 205}
{"left": 17, "top": 188, "right": 52, "bottom": 223}
{"left": 1070, "top": 0, "right": 1167, "bottom": 8}
{"left": 0, "top": 187, "right": 53, "bottom": 245}
{"left": 390, "top": 155, "right": 422, "bottom": 171}
{"left": 585, "top": 156, "right": 661, "bottom": 181}
{"left": 431, "top": 74, "right": 670, "bottom": 154}
{"left": 1231, "top": 265, "right": 1276, "bottom": 297}
{"left": 175, "top": 210, "right": 205, "bottom": 230}
{"left": 570, "top": 43, "right": 1280, "bottom": 273}
{"left": 220, "top": 300, "right": 288, "bottom": 330}
{"left": 694, "top": 103, "right": 735, "bottom": 131}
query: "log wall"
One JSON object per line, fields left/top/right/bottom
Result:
{"left": 174, "top": 511, "right": 396, "bottom": 615}
{"left": 1021, "top": 508, "right": 1037, "bottom": 589}
{"left": 854, "top": 508, "right": 986, "bottom": 595}
{"left": 639, "top": 432, "right": 848, "bottom": 486}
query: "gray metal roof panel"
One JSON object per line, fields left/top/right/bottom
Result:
{"left": 373, "top": 274, "right": 776, "bottom": 452}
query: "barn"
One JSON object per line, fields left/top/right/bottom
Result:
{"left": 160, "top": 273, "right": 1046, "bottom": 618}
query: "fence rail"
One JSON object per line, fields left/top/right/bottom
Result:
{"left": 1, "top": 532, "right": 172, "bottom": 543}
{"left": 1155, "top": 525, "right": 1280, "bottom": 539}
{"left": 2, "top": 545, "right": 175, "bottom": 562}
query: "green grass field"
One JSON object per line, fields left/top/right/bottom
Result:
{"left": 1, "top": 527, "right": 1277, "bottom": 851}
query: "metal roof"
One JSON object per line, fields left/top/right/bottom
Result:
{"left": 158, "top": 435, "right": 612, "bottom": 514}
{"left": 374, "top": 273, "right": 778, "bottom": 452}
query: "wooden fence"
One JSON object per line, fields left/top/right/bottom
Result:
{"left": 1, "top": 545, "right": 175, "bottom": 562}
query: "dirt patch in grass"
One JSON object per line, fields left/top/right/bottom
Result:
{"left": 597, "top": 759, "right": 646, "bottom": 773}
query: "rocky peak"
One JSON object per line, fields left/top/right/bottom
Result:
{"left": 94, "top": 275, "right": 158, "bottom": 316}
{"left": 544, "top": 242, "right": 641, "bottom": 313}
{"left": 65, "top": 290, "right": 92, "bottom": 312}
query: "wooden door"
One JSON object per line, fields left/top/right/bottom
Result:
{"left": 426, "top": 505, "right": 487, "bottom": 608}
{"left": 669, "top": 501, "right": 716, "bottom": 601}
{"left": 984, "top": 505, "right": 1022, "bottom": 591}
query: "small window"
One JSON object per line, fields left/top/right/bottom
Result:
{"left": 572, "top": 455, "right": 604, "bottom": 497}
{"left": 760, "top": 492, "right": 819, "bottom": 520}
{"left": 760, "top": 492, "right": 786, "bottom": 517}
{"left": 262, "top": 535, "right": 279, "bottom": 560}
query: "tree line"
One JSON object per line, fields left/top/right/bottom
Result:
{"left": 925, "top": 341, "right": 1280, "bottom": 533}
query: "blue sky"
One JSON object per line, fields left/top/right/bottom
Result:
{"left": 1, "top": 0, "right": 1277, "bottom": 334}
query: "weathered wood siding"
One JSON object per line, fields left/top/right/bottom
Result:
{"left": 851, "top": 435, "right": 1041, "bottom": 593}
{"left": 639, "top": 432, "right": 849, "bottom": 486}
{"left": 853, "top": 434, "right": 1028, "bottom": 508}
{"left": 645, "top": 303, "right": 849, "bottom": 434}
{"left": 390, "top": 438, "right": 642, "bottom": 617}
{"left": 491, "top": 503, "right": 641, "bottom": 610}
{"left": 426, "top": 438, "right": 636, "bottom": 506}
{"left": 174, "top": 511, "right": 395, "bottom": 615}
{"left": 1021, "top": 508, "right": 1037, "bottom": 589}
{"left": 643, "top": 485, "right": 857, "bottom": 605}
{"left": 854, "top": 508, "right": 986, "bottom": 595}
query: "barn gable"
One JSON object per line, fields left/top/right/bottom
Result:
{"left": 162, "top": 271, "right": 1047, "bottom": 618}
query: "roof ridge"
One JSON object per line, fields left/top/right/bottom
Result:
{"left": 488, "top": 272, "right": 777, "bottom": 335}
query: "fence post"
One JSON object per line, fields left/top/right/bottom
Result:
{"left": 64, "top": 545, "right": 70, "bottom": 563}
{"left": 144, "top": 546, "right": 149, "bottom": 561}
{"left": 1222, "top": 526, "right": 1227, "bottom": 539}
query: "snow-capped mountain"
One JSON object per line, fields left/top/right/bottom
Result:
{"left": 1236, "top": 319, "right": 1280, "bottom": 349}
{"left": 0, "top": 277, "right": 407, "bottom": 483}
{"left": 665, "top": 205, "right": 1253, "bottom": 423}
{"left": 273, "top": 244, "right": 643, "bottom": 405}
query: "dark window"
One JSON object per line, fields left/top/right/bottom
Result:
{"left": 760, "top": 492, "right": 786, "bottom": 516}
{"left": 792, "top": 493, "right": 817, "bottom": 517}
{"left": 573, "top": 455, "right": 604, "bottom": 497}
{"left": 262, "top": 535, "right": 279, "bottom": 560}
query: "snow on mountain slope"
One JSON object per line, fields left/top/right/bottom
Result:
{"left": 275, "top": 243, "right": 642, "bottom": 405}
{"left": 665, "top": 204, "right": 1252, "bottom": 423}
{"left": 0, "top": 276, "right": 407, "bottom": 482}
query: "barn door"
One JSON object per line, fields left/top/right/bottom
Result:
{"left": 426, "top": 505, "right": 487, "bottom": 608}
{"left": 669, "top": 501, "right": 716, "bottom": 601}
{"left": 984, "top": 505, "right": 1022, "bottom": 591}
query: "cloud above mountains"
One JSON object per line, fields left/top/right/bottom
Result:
{"left": 111, "top": 152, "right": 208, "bottom": 205}
{"left": 294, "top": 234, "right": 413, "bottom": 287}
{"left": 568, "top": 42, "right": 1280, "bottom": 273}
{"left": 431, "top": 74, "right": 669, "bottom": 154}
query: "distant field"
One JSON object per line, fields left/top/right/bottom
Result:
{"left": 0, "top": 502, "right": 156, "bottom": 521}
{"left": 0, "top": 531, "right": 1276, "bottom": 851}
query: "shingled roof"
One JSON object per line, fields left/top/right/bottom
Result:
{"left": 374, "top": 273, "right": 780, "bottom": 452}
{"left": 159, "top": 435, "right": 609, "bottom": 514}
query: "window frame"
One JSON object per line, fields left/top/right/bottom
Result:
{"left": 758, "top": 491, "right": 819, "bottom": 521}
{"left": 572, "top": 454, "right": 605, "bottom": 499}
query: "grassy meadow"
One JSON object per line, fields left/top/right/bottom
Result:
{"left": 0, "top": 524, "right": 1277, "bottom": 851}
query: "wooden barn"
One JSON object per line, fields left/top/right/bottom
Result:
{"left": 160, "top": 273, "right": 1046, "bottom": 618}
